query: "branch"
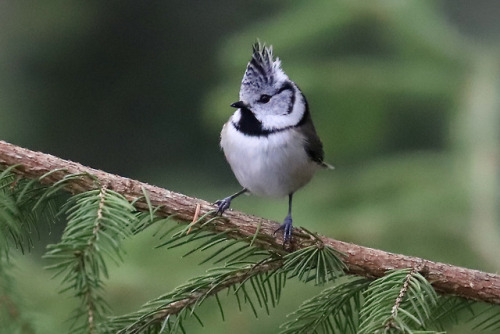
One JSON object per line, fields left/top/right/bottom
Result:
{"left": 152, "top": 260, "right": 282, "bottom": 324}
{"left": 1, "top": 140, "right": 500, "bottom": 305}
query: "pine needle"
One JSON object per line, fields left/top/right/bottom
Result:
{"left": 358, "top": 269, "right": 440, "bottom": 334}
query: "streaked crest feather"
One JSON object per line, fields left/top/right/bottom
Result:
{"left": 242, "top": 41, "right": 284, "bottom": 89}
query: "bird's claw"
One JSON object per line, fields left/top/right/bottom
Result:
{"left": 214, "top": 197, "right": 232, "bottom": 215}
{"left": 274, "top": 215, "right": 293, "bottom": 243}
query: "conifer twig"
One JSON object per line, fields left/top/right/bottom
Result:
{"left": 153, "top": 260, "right": 282, "bottom": 323}
{"left": 387, "top": 269, "right": 417, "bottom": 330}
{"left": 1, "top": 140, "right": 500, "bottom": 305}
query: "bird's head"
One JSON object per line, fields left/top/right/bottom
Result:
{"left": 232, "top": 42, "right": 305, "bottom": 130}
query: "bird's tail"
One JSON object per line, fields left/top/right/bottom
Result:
{"left": 321, "top": 161, "right": 335, "bottom": 170}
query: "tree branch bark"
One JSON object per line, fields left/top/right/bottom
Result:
{"left": 1, "top": 140, "right": 499, "bottom": 305}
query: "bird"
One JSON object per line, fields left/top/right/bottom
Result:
{"left": 215, "top": 42, "right": 332, "bottom": 243}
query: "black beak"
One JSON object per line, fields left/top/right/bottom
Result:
{"left": 231, "top": 101, "right": 247, "bottom": 109}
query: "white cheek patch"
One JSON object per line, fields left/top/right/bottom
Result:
{"left": 272, "top": 91, "right": 293, "bottom": 115}
{"left": 258, "top": 90, "right": 305, "bottom": 131}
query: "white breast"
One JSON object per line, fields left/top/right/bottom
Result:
{"left": 220, "top": 121, "right": 319, "bottom": 198}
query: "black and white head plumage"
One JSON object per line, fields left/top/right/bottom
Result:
{"left": 233, "top": 42, "right": 308, "bottom": 135}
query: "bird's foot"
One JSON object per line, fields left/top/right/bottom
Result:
{"left": 274, "top": 215, "right": 293, "bottom": 243}
{"left": 214, "top": 196, "right": 232, "bottom": 215}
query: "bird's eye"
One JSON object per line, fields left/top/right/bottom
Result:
{"left": 259, "top": 94, "right": 271, "bottom": 103}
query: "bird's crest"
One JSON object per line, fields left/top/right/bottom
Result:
{"left": 241, "top": 41, "right": 286, "bottom": 89}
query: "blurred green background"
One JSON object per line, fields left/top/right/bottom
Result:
{"left": 1, "top": 1, "right": 499, "bottom": 333}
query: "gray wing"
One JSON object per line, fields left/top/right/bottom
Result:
{"left": 299, "top": 113, "right": 333, "bottom": 169}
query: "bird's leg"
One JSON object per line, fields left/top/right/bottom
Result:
{"left": 274, "top": 193, "right": 294, "bottom": 242}
{"left": 214, "top": 188, "right": 247, "bottom": 215}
